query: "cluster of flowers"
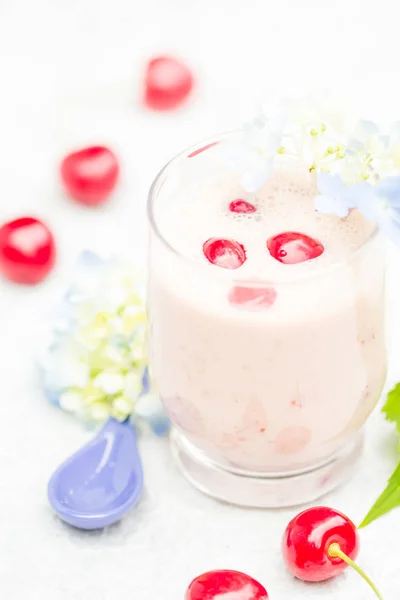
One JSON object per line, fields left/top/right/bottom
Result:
{"left": 224, "top": 95, "right": 400, "bottom": 242}
{"left": 38, "top": 251, "right": 169, "bottom": 435}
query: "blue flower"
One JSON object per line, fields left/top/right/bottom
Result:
{"left": 356, "top": 176, "right": 400, "bottom": 243}
{"left": 134, "top": 392, "right": 170, "bottom": 437}
{"left": 315, "top": 173, "right": 361, "bottom": 218}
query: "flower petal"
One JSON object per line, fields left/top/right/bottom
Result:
{"left": 94, "top": 371, "right": 125, "bottom": 395}
{"left": 111, "top": 395, "right": 134, "bottom": 420}
{"left": 317, "top": 172, "right": 344, "bottom": 197}
{"left": 353, "top": 119, "right": 380, "bottom": 144}
{"left": 124, "top": 371, "right": 143, "bottom": 400}
{"left": 89, "top": 402, "right": 111, "bottom": 422}
{"left": 343, "top": 181, "right": 375, "bottom": 209}
{"left": 376, "top": 212, "right": 400, "bottom": 245}
{"left": 315, "top": 194, "right": 349, "bottom": 218}
{"left": 59, "top": 390, "right": 83, "bottom": 412}
{"left": 375, "top": 176, "right": 400, "bottom": 206}
{"left": 356, "top": 187, "right": 380, "bottom": 222}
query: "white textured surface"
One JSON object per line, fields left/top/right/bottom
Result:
{"left": 1, "top": 1, "right": 400, "bottom": 598}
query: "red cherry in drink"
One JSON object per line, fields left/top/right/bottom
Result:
{"left": 185, "top": 570, "right": 268, "bottom": 600}
{"left": 267, "top": 232, "right": 324, "bottom": 264}
{"left": 144, "top": 56, "right": 194, "bottom": 111}
{"left": 0, "top": 217, "right": 56, "bottom": 284}
{"left": 203, "top": 238, "right": 246, "bottom": 269}
{"left": 60, "top": 146, "right": 119, "bottom": 206}
{"left": 282, "top": 506, "right": 382, "bottom": 598}
{"left": 229, "top": 199, "right": 256, "bottom": 214}
{"left": 229, "top": 285, "right": 276, "bottom": 309}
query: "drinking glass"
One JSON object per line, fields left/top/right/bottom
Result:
{"left": 147, "top": 134, "right": 387, "bottom": 507}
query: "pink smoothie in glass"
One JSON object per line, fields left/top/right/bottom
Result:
{"left": 148, "top": 145, "right": 386, "bottom": 476}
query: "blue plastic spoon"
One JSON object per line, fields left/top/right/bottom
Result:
{"left": 48, "top": 418, "right": 143, "bottom": 530}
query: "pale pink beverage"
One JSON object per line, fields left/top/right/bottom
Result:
{"left": 147, "top": 136, "right": 387, "bottom": 507}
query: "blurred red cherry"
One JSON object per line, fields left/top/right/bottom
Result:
{"left": 60, "top": 146, "right": 119, "bottom": 206}
{"left": 185, "top": 570, "right": 268, "bottom": 600}
{"left": 228, "top": 285, "right": 276, "bottom": 309}
{"left": 0, "top": 217, "right": 56, "bottom": 284}
{"left": 144, "top": 56, "right": 194, "bottom": 110}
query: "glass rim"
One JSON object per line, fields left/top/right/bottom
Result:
{"left": 147, "top": 131, "right": 380, "bottom": 286}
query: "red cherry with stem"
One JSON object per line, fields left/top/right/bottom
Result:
{"left": 60, "top": 146, "right": 119, "bottom": 206}
{"left": 229, "top": 199, "right": 257, "bottom": 214}
{"left": 229, "top": 285, "right": 276, "bottom": 310}
{"left": 203, "top": 238, "right": 246, "bottom": 269}
{"left": 185, "top": 570, "right": 268, "bottom": 600}
{"left": 267, "top": 232, "right": 324, "bottom": 264}
{"left": 282, "top": 506, "right": 383, "bottom": 598}
{"left": 0, "top": 217, "right": 56, "bottom": 284}
{"left": 144, "top": 56, "right": 194, "bottom": 111}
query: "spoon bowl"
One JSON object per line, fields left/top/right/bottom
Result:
{"left": 48, "top": 418, "right": 143, "bottom": 530}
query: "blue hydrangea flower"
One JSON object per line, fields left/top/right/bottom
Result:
{"left": 356, "top": 176, "right": 400, "bottom": 243}
{"left": 315, "top": 173, "right": 362, "bottom": 218}
{"left": 38, "top": 251, "right": 169, "bottom": 436}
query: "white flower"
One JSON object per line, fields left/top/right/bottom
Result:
{"left": 336, "top": 154, "right": 371, "bottom": 185}
{"left": 348, "top": 119, "right": 387, "bottom": 157}
{"left": 111, "top": 395, "right": 134, "bottom": 420}
{"left": 90, "top": 403, "right": 111, "bottom": 422}
{"left": 59, "top": 390, "right": 83, "bottom": 412}
{"left": 342, "top": 119, "right": 395, "bottom": 186}
{"left": 223, "top": 113, "right": 283, "bottom": 192}
{"left": 275, "top": 96, "right": 348, "bottom": 174}
{"left": 93, "top": 371, "right": 125, "bottom": 395}
{"left": 103, "top": 344, "right": 124, "bottom": 363}
{"left": 124, "top": 372, "right": 144, "bottom": 400}
{"left": 40, "top": 251, "right": 169, "bottom": 434}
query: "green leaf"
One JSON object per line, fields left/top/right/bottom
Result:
{"left": 359, "top": 462, "right": 400, "bottom": 528}
{"left": 382, "top": 383, "right": 400, "bottom": 434}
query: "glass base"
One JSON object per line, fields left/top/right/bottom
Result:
{"left": 170, "top": 428, "right": 364, "bottom": 508}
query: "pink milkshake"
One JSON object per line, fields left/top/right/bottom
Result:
{"left": 147, "top": 136, "right": 386, "bottom": 507}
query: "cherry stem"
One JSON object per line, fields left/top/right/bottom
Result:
{"left": 328, "top": 543, "right": 383, "bottom": 599}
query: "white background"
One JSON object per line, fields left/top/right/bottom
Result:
{"left": 1, "top": 0, "right": 400, "bottom": 598}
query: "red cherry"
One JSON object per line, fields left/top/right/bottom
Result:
{"left": 187, "top": 142, "right": 218, "bottom": 158}
{"left": 203, "top": 238, "right": 246, "bottom": 269}
{"left": 60, "top": 146, "right": 119, "bottom": 206}
{"left": 185, "top": 570, "right": 268, "bottom": 600}
{"left": 0, "top": 217, "right": 56, "bottom": 284}
{"left": 282, "top": 507, "right": 383, "bottom": 598}
{"left": 229, "top": 199, "right": 256, "bottom": 214}
{"left": 144, "top": 56, "right": 194, "bottom": 111}
{"left": 229, "top": 286, "right": 276, "bottom": 309}
{"left": 283, "top": 506, "right": 359, "bottom": 582}
{"left": 267, "top": 232, "right": 324, "bottom": 264}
